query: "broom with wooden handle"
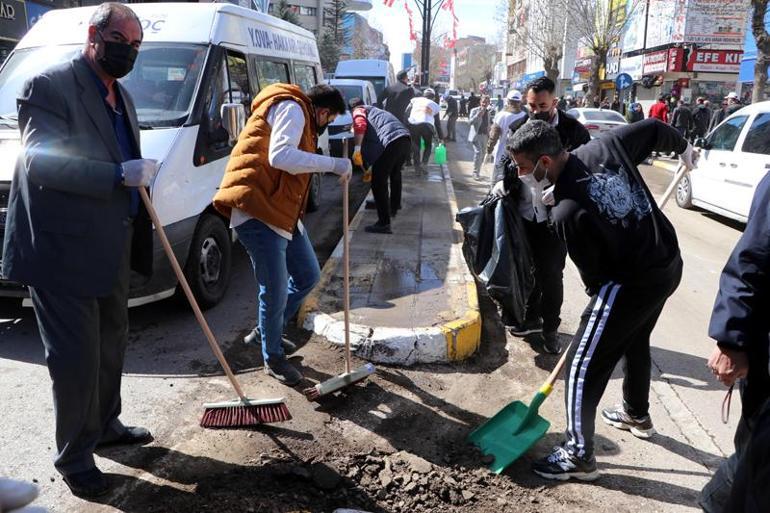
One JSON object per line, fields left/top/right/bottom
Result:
{"left": 303, "top": 175, "right": 375, "bottom": 401}
{"left": 139, "top": 188, "right": 290, "bottom": 428}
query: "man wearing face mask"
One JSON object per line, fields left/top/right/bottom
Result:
{"left": 1, "top": 2, "right": 157, "bottom": 498}
{"left": 213, "top": 84, "right": 351, "bottom": 387}
{"left": 506, "top": 119, "right": 695, "bottom": 481}
{"left": 490, "top": 76, "right": 590, "bottom": 354}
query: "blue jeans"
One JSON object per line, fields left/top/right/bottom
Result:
{"left": 235, "top": 218, "right": 320, "bottom": 366}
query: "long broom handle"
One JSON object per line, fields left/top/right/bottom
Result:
{"left": 139, "top": 188, "right": 246, "bottom": 400}
{"left": 657, "top": 162, "right": 687, "bottom": 209}
{"left": 343, "top": 177, "right": 351, "bottom": 374}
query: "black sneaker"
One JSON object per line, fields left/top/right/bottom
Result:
{"left": 542, "top": 330, "right": 562, "bottom": 354}
{"left": 509, "top": 319, "right": 543, "bottom": 336}
{"left": 532, "top": 446, "right": 600, "bottom": 482}
{"left": 365, "top": 223, "right": 392, "bottom": 234}
{"left": 601, "top": 406, "right": 656, "bottom": 439}
{"left": 265, "top": 359, "right": 303, "bottom": 386}
{"left": 243, "top": 328, "right": 299, "bottom": 355}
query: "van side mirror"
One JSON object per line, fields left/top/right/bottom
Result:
{"left": 693, "top": 137, "right": 710, "bottom": 150}
{"left": 221, "top": 103, "right": 246, "bottom": 145}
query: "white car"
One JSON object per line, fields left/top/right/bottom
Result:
{"left": 676, "top": 101, "right": 768, "bottom": 223}
{"left": 566, "top": 108, "right": 627, "bottom": 137}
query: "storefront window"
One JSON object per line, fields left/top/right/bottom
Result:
{"left": 691, "top": 81, "right": 735, "bottom": 105}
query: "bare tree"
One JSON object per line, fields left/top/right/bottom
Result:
{"left": 752, "top": 0, "right": 770, "bottom": 103}
{"left": 508, "top": 0, "right": 571, "bottom": 85}
{"left": 568, "top": 0, "right": 641, "bottom": 101}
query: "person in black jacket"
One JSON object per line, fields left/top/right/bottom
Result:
{"left": 377, "top": 69, "right": 415, "bottom": 124}
{"left": 443, "top": 93, "right": 458, "bottom": 141}
{"left": 670, "top": 100, "right": 693, "bottom": 139}
{"left": 504, "top": 119, "right": 695, "bottom": 481}
{"left": 691, "top": 97, "right": 711, "bottom": 139}
{"left": 490, "top": 76, "right": 590, "bottom": 354}
{"left": 699, "top": 173, "right": 770, "bottom": 513}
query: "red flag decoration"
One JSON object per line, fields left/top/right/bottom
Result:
{"left": 441, "top": 0, "right": 459, "bottom": 49}
{"left": 404, "top": 0, "right": 417, "bottom": 41}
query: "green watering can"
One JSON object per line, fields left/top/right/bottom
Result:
{"left": 434, "top": 143, "right": 447, "bottom": 165}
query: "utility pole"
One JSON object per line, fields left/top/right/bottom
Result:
{"left": 413, "top": 0, "right": 445, "bottom": 86}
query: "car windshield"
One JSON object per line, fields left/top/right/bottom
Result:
{"left": 584, "top": 110, "right": 626, "bottom": 123}
{"left": 0, "top": 44, "right": 206, "bottom": 128}
{"left": 334, "top": 85, "right": 365, "bottom": 108}
{"left": 342, "top": 76, "right": 386, "bottom": 98}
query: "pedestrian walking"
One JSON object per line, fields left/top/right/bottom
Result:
{"left": 405, "top": 87, "right": 443, "bottom": 175}
{"left": 490, "top": 76, "right": 590, "bottom": 354}
{"left": 495, "top": 94, "right": 504, "bottom": 111}
{"left": 377, "top": 69, "right": 415, "bottom": 125}
{"left": 699, "top": 172, "right": 770, "bottom": 513}
{"left": 443, "top": 92, "right": 458, "bottom": 141}
{"left": 486, "top": 89, "right": 526, "bottom": 170}
{"left": 459, "top": 93, "right": 468, "bottom": 118}
{"left": 213, "top": 84, "right": 352, "bottom": 387}
{"left": 348, "top": 98, "right": 411, "bottom": 234}
{"left": 670, "top": 100, "right": 693, "bottom": 140}
{"left": 625, "top": 102, "right": 644, "bottom": 123}
{"left": 505, "top": 119, "right": 695, "bottom": 481}
{"left": 708, "top": 92, "right": 743, "bottom": 133}
{"left": 691, "top": 97, "right": 711, "bottom": 139}
{"left": 611, "top": 94, "right": 621, "bottom": 113}
{"left": 467, "top": 91, "right": 480, "bottom": 112}
{"left": 647, "top": 95, "right": 669, "bottom": 123}
{"left": 1, "top": 2, "right": 157, "bottom": 498}
{"left": 467, "top": 94, "right": 495, "bottom": 180}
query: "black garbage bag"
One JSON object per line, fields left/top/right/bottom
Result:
{"left": 456, "top": 196, "right": 535, "bottom": 327}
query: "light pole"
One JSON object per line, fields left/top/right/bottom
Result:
{"left": 413, "top": 0, "right": 446, "bottom": 86}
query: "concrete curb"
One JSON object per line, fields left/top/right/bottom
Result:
{"left": 298, "top": 164, "right": 481, "bottom": 366}
{"left": 651, "top": 158, "right": 678, "bottom": 173}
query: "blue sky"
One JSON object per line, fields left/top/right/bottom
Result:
{"left": 362, "top": 0, "right": 501, "bottom": 70}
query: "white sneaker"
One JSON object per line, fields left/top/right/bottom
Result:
{"left": 0, "top": 478, "right": 39, "bottom": 511}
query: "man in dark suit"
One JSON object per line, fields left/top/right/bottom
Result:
{"left": 1, "top": 2, "right": 157, "bottom": 498}
{"left": 378, "top": 70, "right": 415, "bottom": 164}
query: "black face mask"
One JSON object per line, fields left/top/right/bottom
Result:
{"left": 97, "top": 32, "right": 138, "bottom": 79}
{"left": 317, "top": 123, "right": 328, "bottom": 136}
{"left": 530, "top": 110, "right": 552, "bottom": 122}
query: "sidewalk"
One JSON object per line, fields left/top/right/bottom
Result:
{"left": 299, "top": 162, "right": 481, "bottom": 366}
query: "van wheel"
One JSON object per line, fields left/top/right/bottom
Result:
{"left": 675, "top": 172, "right": 693, "bottom": 209}
{"left": 182, "top": 214, "right": 232, "bottom": 309}
{"left": 306, "top": 173, "right": 322, "bottom": 212}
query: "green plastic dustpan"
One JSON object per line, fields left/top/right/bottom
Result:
{"left": 468, "top": 341, "right": 572, "bottom": 474}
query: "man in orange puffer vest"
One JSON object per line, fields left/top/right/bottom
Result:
{"left": 213, "top": 83, "right": 351, "bottom": 386}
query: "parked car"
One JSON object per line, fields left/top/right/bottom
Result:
{"left": 676, "top": 101, "right": 765, "bottom": 223}
{"left": 327, "top": 78, "right": 378, "bottom": 157}
{"left": 0, "top": 2, "right": 327, "bottom": 307}
{"left": 566, "top": 108, "right": 627, "bottom": 137}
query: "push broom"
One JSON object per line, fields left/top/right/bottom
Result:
{"left": 303, "top": 176, "right": 375, "bottom": 401}
{"left": 139, "top": 188, "right": 290, "bottom": 428}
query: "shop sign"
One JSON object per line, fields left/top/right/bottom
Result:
{"left": 572, "top": 57, "right": 592, "bottom": 83}
{"left": 686, "top": 49, "right": 744, "bottom": 73}
{"left": 679, "top": 0, "right": 750, "bottom": 45}
{"left": 668, "top": 47, "right": 685, "bottom": 72}
{"left": 604, "top": 56, "right": 621, "bottom": 80}
{"left": 643, "top": 50, "right": 669, "bottom": 74}
{"left": 619, "top": 54, "right": 644, "bottom": 80}
{"left": 0, "top": 0, "right": 26, "bottom": 41}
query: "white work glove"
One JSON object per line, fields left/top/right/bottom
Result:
{"left": 679, "top": 142, "right": 698, "bottom": 171}
{"left": 0, "top": 478, "right": 45, "bottom": 512}
{"left": 490, "top": 180, "right": 508, "bottom": 199}
{"left": 332, "top": 157, "right": 353, "bottom": 183}
{"left": 542, "top": 184, "right": 556, "bottom": 206}
{"left": 121, "top": 159, "right": 159, "bottom": 187}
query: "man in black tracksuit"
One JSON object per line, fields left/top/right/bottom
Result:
{"left": 699, "top": 173, "right": 770, "bottom": 513}
{"left": 491, "top": 76, "right": 590, "bottom": 354}
{"left": 505, "top": 119, "right": 694, "bottom": 481}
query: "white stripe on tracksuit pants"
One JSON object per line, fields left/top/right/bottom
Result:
{"left": 563, "top": 269, "right": 681, "bottom": 459}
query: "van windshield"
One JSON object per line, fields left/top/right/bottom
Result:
{"left": 0, "top": 44, "right": 206, "bottom": 128}
{"left": 334, "top": 85, "right": 365, "bottom": 107}
{"left": 339, "top": 76, "right": 385, "bottom": 98}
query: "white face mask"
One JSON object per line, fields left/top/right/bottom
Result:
{"left": 519, "top": 159, "right": 550, "bottom": 189}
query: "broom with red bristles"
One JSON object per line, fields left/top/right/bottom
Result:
{"left": 139, "top": 188, "right": 290, "bottom": 428}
